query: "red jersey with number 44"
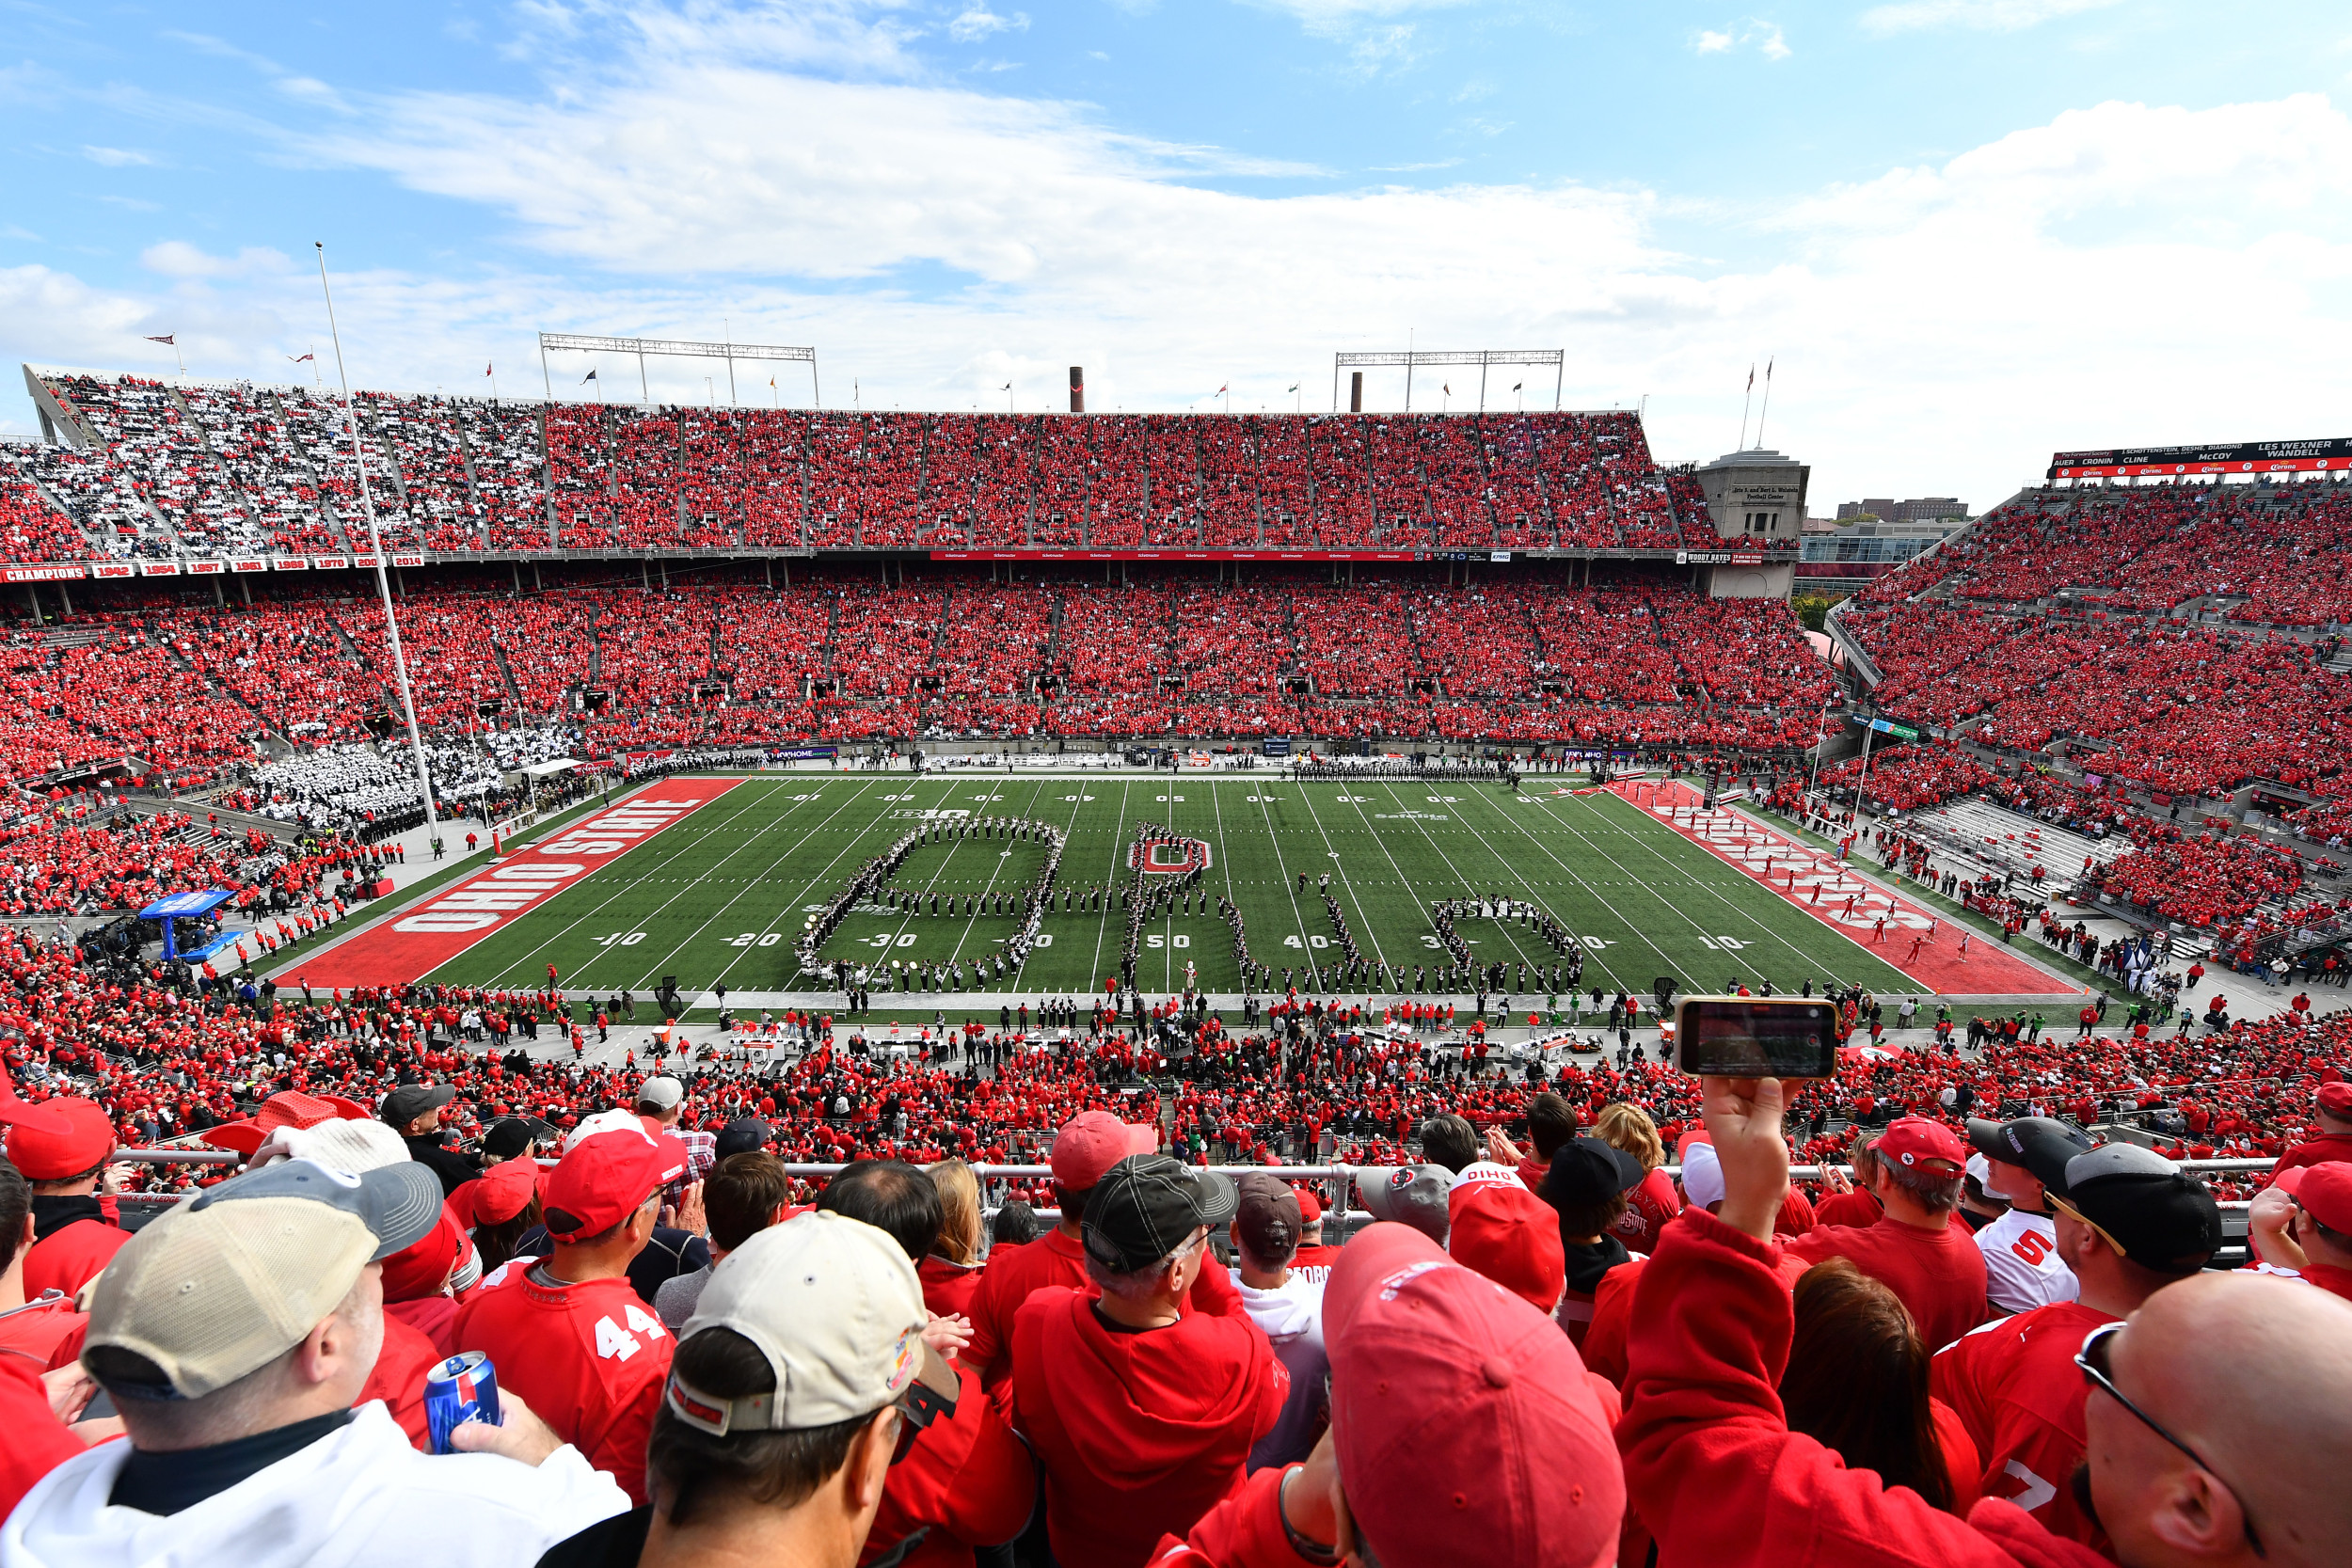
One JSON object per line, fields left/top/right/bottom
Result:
{"left": 1930, "top": 1299, "right": 2116, "bottom": 1552}
{"left": 453, "top": 1263, "right": 673, "bottom": 1503}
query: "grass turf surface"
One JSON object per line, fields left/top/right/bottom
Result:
{"left": 401, "top": 773, "right": 1941, "bottom": 1002}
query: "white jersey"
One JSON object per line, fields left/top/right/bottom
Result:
{"left": 1976, "top": 1208, "right": 2079, "bottom": 1314}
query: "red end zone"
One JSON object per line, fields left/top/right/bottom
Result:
{"left": 278, "top": 778, "right": 743, "bottom": 989}
{"left": 1610, "top": 780, "right": 2087, "bottom": 999}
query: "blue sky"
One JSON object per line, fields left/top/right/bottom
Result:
{"left": 6, "top": 0, "right": 2351, "bottom": 509}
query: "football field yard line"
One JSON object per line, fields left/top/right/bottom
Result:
{"left": 440, "top": 780, "right": 808, "bottom": 991}
{"left": 699, "top": 775, "right": 972, "bottom": 995}
{"left": 567, "top": 777, "right": 906, "bottom": 993}
{"left": 1249, "top": 784, "right": 1327, "bottom": 990}
{"left": 1084, "top": 779, "right": 1136, "bottom": 989}
{"left": 1495, "top": 788, "right": 1813, "bottom": 987}
{"left": 628, "top": 776, "right": 928, "bottom": 993}
{"left": 1029, "top": 778, "right": 1102, "bottom": 995}
{"left": 1289, "top": 781, "right": 1381, "bottom": 974}
{"left": 937, "top": 778, "right": 1053, "bottom": 972}
{"left": 1355, "top": 782, "right": 1565, "bottom": 985}
{"left": 1584, "top": 790, "right": 1915, "bottom": 990}
{"left": 1410, "top": 785, "right": 1653, "bottom": 994}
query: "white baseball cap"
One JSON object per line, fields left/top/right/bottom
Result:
{"left": 670, "top": 1211, "right": 938, "bottom": 1434}
{"left": 1679, "top": 1143, "right": 1725, "bottom": 1211}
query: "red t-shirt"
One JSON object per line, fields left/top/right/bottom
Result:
{"left": 0, "top": 1293, "right": 82, "bottom": 1368}
{"left": 1608, "top": 1168, "right": 1684, "bottom": 1257}
{"left": 0, "top": 1354, "right": 84, "bottom": 1520}
{"left": 23, "top": 1217, "right": 128, "bottom": 1300}
{"left": 1811, "top": 1189, "right": 1883, "bottom": 1231}
{"left": 452, "top": 1262, "right": 673, "bottom": 1502}
{"left": 919, "top": 1255, "right": 987, "bottom": 1323}
{"left": 1931, "top": 1299, "right": 2117, "bottom": 1548}
{"left": 359, "top": 1311, "right": 449, "bottom": 1451}
{"left": 1010, "top": 1288, "right": 1285, "bottom": 1568}
{"left": 2264, "top": 1134, "right": 2352, "bottom": 1187}
{"left": 963, "top": 1228, "right": 1089, "bottom": 1389}
{"left": 862, "top": 1363, "right": 1036, "bottom": 1568}
{"left": 1784, "top": 1214, "right": 1991, "bottom": 1352}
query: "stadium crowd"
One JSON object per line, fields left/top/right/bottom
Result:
{"left": 2, "top": 943, "right": 2350, "bottom": 1566}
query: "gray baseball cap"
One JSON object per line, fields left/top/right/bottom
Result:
{"left": 1359, "top": 1164, "right": 1453, "bottom": 1244}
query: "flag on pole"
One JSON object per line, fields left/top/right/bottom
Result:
{"left": 1000, "top": 383, "right": 1011, "bottom": 390}
{"left": 1287, "top": 384, "right": 1298, "bottom": 392}
{"left": 1216, "top": 384, "right": 1227, "bottom": 395}
{"left": 581, "top": 369, "right": 597, "bottom": 384}
{"left": 485, "top": 362, "right": 494, "bottom": 376}
{"left": 1746, "top": 364, "right": 1755, "bottom": 390}
{"left": 1442, "top": 383, "right": 1451, "bottom": 396}
{"left": 287, "top": 352, "right": 313, "bottom": 364}
{"left": 146, "top": 334, "right": 175, "bottom": 345}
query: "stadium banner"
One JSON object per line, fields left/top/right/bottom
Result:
{"left": 90, "top": 562, "right": 135, "bottom": 579}
{"left": 139, "top": 561, "right": 181, "bottom": 576}
{"left": 312, "top": 555, "right": 350, "bottom": 571}
{"left": 284, "top": 777, "right": 745, "bottom": 987}
{"left": 390, "top": 552, "right": 426, "bottom": 568}
{"left": 185, "top": 560, "right": 224, "bottom": 575}
{"left": 771, "top": 745, "right": 837, "bottom": 761}
{"left": 2049, "top": 436, "right": 2352, "bottom": 481}
{"left": 351, "top": 553, "right": 381, "bottom": 567}
{"left": 229, "top": 557, "right": 269, "bottom": 573}
{"left": 1, "top": 564, "right": 91, "bottom": 582}
{"left": 929, "top": 548, "right": 1426, "bottom": 563}
{"left": 270, "top": 557, "right": 310, "bottom": 572}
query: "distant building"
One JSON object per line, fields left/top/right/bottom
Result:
{"left": 1836, "top": 496, "right": 1968, "bottom": 524}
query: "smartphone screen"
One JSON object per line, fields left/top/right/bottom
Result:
{"left": 1675, "top": 996, "right": 1838, "bottom": 1078}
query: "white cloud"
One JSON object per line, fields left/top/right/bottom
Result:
{"left": 9, "top": 33, "right": 2351, "bottom": 515}
{"left": 82, "top": 147, "right": 153, "bottom": 167}
{"left": 948, "top": 6, "right": 1028, "bottom": 43}
{"left": 1860, "top": 0, "right": 2122, "bottom": 36}
{"left": 1692, "top": 20, "right": 1790, "bottom": 59}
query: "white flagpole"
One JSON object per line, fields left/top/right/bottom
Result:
{"left": 1756, "top": 356, "right": 1775, "bottom": 447}
{"left": 1738, "top": 364, "right": 1755, "bottom": 451}
{"left": 315, "top": 241, "right": 442, "bottom": 859}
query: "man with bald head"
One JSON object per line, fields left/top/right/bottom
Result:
{"left": 1620, "top": 1072, "right": 2352, "bottom": 1568}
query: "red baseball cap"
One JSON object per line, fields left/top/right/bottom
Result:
{"left": 1327, "top": 1223, "right": 1623, "bottom": 1567}
{"left": 544, "top": 1120, "right": 688, "bottom": 1238}
{"left": 453, "top": 1158, "right": 543, "bottom": 1227}
{"left": 1873, "top": 1117, "right": 1966, "bottom": 1173}
{"left": 1447, "top": 1183, "right": 1566, "bottom": 1314}
{"left": 1050, "top": 1110, "right": 1157, "bottom": 1192}
{"left": 1292, "top": 1185, "right": 1323, "bottom": 1223}
{"left": 204, "top": 1089, "right": 362, "bottom": 1159}
{"left": 2296, "top": 1163, "right": 2352, "bottom": 1233}
{"left": 381, "top": 1212, "right": 467, "bottom": 1303}
{"left": 2316, "top": 1082, "right": 2352, "bottom": 1117}
{"left": 5, "top": 1096, "right": 114, "bottom": 1180}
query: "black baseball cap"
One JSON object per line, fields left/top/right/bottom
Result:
{"left": 483, "top": 1115, "right": 558, "bottom": 1160}
{"left": 378, "top": 1083, "right": 457, "bottom": 1128}
{"left": 2051, "top": 1144, "right": 2223, "bottom": 1276}
{"left": 716, "top": 1117, "right": 774, "bottom": 1159}
{"left": 1543, "top": 1137, "right": 1645, "bottom": 1211}
{"left": 1967, "top": 1117, "right": 2094, "bottom": 1190}
{"left": 1082, "top": 1154, "right": 1239, "bottom": 1274}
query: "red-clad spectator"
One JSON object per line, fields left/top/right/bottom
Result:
{"left": 1011, "top": 1153, "right": 1286, "bottom": 1568}
{"left": 1147, "top": 1218, "right": 1625, "bottom": 1568}
{"left": 1934, "top": 1142, "right": 2222, "bottom": 1547}
{"left": 453, "top": 1110, "right": 691, "bottom": 1504}
{"left": 961, "top": 1109, "right": 1157, "bottom": 1388}
{"left": 1784, "top": 1117, "right": 1991, "bottom": 1351}
{"left": 2284, "top": 1162, "right": 2352, "bottom": 1305}
{"left": 8, "top": 1097, "right": 129, "bottom": 1301}
{"left": 2264, "top": 1080, "right": 2352, "bottom": 1186}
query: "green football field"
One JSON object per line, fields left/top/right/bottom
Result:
{"left": 393, "top": 772, "right": 1934, "bottom": 1004}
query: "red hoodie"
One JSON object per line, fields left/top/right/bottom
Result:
{"left": 1619, "top": 1207, "right": 2110, "bottom": 1568}
{"left": 1011, "top": 1286, "right": 1287, "bottom": 1568}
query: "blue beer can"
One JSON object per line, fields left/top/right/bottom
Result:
{"left": 424, "top": 1351, "right": 502, "bottom": 1455}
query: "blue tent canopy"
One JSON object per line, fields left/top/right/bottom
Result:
{"left": 136, "top": 889, "right": 238, "bottom": 960}
{"left": 137, "top": 890, "right": 236, "bottom": 921}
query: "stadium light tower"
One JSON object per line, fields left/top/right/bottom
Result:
{"left": 314, "top": 243, "right": 442, "bottom": 859}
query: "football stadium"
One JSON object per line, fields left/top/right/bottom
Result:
{"left": 4, "top": 8, "right": 2352, "bottom": 1567}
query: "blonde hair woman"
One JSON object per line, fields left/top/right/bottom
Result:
{"left": 922, "top": 1158, "right": 988, "bottom": 1320}
{"left": 1590, "top": 1101, "right": 1681, "bottom": 1255}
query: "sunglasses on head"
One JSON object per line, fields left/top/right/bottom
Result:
{"left": 2074, "top": 1322, "right": 2265, "bottom": 1560}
